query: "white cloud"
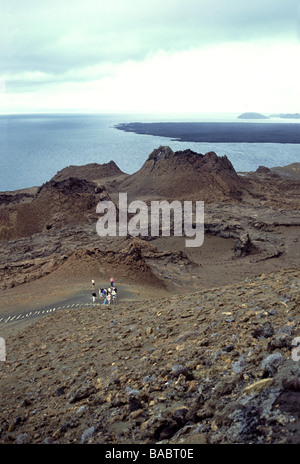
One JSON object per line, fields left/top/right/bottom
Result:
{"left": 1, "top": 0, "right": 299, "bottom": 113}
{"left": 2, "top": 0, "right": 299, "bottom": 74}
{"left": 4, "top": 39, "right": 299, "bottom": 114}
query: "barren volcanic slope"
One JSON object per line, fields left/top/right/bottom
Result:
{"left": 0, "top": 147, "right": 300, "bottom": 446}
{"left": 0, "top": 268, "right": 299, "bottom": 444}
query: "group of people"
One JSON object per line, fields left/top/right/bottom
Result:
{"left": 91, "top": 278, "right": 117, "bottom": 305}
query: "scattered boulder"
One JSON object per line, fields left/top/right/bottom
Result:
{"left": 233, "top": 233, "right": 258, "bottom": 258}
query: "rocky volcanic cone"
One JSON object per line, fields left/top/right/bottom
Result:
{"left": 117, "top": 146, "right": 245, "bottom": 201}
{"left": 270, "top": 162, "right": 300, "bottom": 181}
{"left": 51, "top": 160, "right": 127, "bottom": 183}
{"left": 0, "top": 177, "right": 109, "bottom": 241}
{"left": 0, "top": 159, "right": 129, "bottom": 242}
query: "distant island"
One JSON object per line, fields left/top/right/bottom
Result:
{"left": 270, "top": 113, "right": 300, "bottom": 119}
{"left": 238, "top": 112, "right": 300, "bottom": 120}
{"left": 237, "top": 112, "right": 269, "bottom": 119}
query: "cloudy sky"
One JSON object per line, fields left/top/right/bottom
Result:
{"left": 1, "top": 0, "right": 299, "bottom": 114}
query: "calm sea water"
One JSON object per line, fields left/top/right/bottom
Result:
{"left": 0, "top": 112, "right": 299, "bottom": 192}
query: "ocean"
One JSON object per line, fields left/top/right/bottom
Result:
{"left": 0, "top": 112, "right": 299, "bottom": 192}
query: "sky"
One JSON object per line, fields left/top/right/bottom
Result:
{"left": 1, "top": 0, "right": 300, "bottom": 114}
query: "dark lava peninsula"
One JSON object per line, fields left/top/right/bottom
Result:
{"left": 115, "top": 121, "right": 300, "bottom": 143}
